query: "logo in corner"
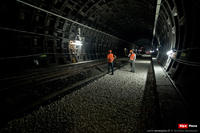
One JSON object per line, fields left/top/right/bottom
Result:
{"left": 178, "top": 124, "right": 188, "bottom": 129}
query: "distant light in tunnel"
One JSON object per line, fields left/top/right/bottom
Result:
{"left": 156, "top": 48, "right": 159, "bottom": 51}
{"left": 150, "top": 50, "right": 154, "bottom": 53}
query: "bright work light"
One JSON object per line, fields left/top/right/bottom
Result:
{"left": 75, "top": 40, "right": 83, "bottom": 46}
{"left": 166, "top": 50, "right": 173, "bottom": 56}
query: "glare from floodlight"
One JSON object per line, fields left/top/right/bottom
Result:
{"left": 166, "top": 50, "right": 173, "bottom": 56}
{"left": 75, "top": 40, "right": 83, "bottom": 46}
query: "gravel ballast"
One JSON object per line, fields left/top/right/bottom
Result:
{"left": 1, "top": 60, "right": 151, "bottom": 133}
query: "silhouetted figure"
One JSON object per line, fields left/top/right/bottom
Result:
{"left": 128, "top": 50, "right": 136, "bottom": 72}
{"left": 107, "top": 50, "right": 116, "bottom": 75}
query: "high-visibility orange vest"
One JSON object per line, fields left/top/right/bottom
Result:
{"left": 107, "top": 53, "right": 114, "bottom": 63}
{"left": 130, "top": 53, "right": 135, "bottom": 60}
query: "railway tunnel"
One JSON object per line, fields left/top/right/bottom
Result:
{"left": 0, "top": 0, "right": 199, "bottom": 132}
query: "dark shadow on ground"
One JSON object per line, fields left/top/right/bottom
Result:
{"left": 137, "top": 60, "right": 162, "bottom": 132}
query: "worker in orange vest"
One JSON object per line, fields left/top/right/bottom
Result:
{"left": 107, "top": 50, "right": 116, "bottom": 75}
{"left": 128, "top": 49, "right": 136, "bottom": 72}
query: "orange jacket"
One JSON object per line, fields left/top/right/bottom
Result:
{"left": 129, "top": 53, "right": 136, "bottom": 60}
{"left": 107, "top": 53, "right": 114, "bottom": 63}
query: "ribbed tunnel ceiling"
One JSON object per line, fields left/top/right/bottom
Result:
{"left": 21, "top": 0, "right": 156, "bottom": 43}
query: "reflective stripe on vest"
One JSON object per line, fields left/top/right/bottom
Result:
{"left": 107, "top": 53, "right": 114, "bottom": 63}
{"left": 130, "top": 53, "right": 135, "bottom": 60}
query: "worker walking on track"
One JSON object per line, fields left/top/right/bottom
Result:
{"left": 107, "top": 50, "right": 116, "bottom": 75}
{"left": 128, "top": 49, "right": 136, "bottom": 73}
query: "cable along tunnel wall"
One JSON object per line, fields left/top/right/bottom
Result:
{"left": 0, "top": 0, "right": 132, "bottom": 74}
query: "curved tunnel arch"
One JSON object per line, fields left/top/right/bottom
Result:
{"left": 0, "top": 0, "right": 200, "bottom": 120}
{"left": 154, "top": 0, "right": 200, "bottom": 112}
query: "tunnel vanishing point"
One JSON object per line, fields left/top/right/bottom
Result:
{"left": 0, "top": 0, "right": 200, "bottom": 132}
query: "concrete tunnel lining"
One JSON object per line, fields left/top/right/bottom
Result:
{"left": 0, "top": 0, "right": 200, "bottom": 131}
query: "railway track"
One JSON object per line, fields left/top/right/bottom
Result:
{"left": 0, "top": 60, "right": 105, "bottom": 91}
{"left": 0, "top": 58, "right": 127, "bottom": 127}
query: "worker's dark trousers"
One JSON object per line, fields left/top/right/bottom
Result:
{"left": 108, "top": 62, "right": 114, "bottom": 74}
{"left": 130, "top": 60, "right": 135, "bottom": 72}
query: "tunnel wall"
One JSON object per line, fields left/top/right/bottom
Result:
{"left": 0, "top": 0, "right": 130, "bottom": 73}
{"left": 155, "top": 0, "right": 200, "bottom": 104}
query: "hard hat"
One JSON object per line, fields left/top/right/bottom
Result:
{"left": 108, "top": 50, "right": 112, "bottom": 52}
